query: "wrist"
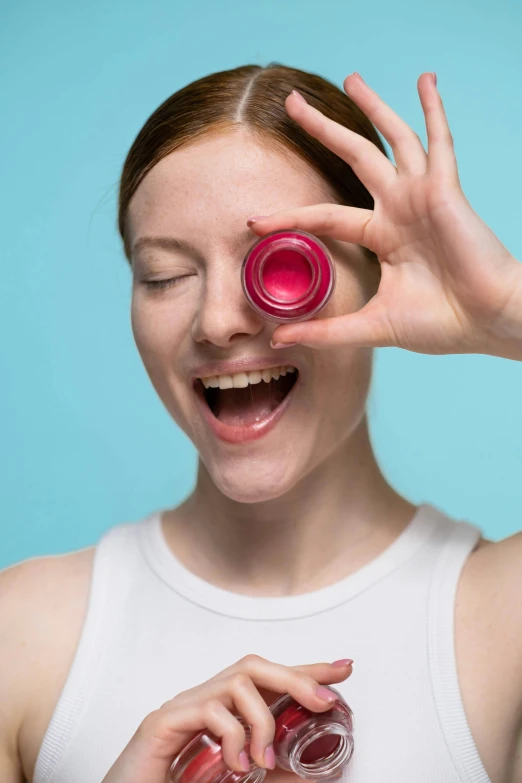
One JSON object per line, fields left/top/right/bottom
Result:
{"left": 482, "top": 257, "right": 522, "bottom": 361}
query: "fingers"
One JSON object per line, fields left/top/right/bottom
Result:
{"left": 416, "top": 72, "right": 459, "bottom": 183}
{"left": 343, "top": 73, "right": 428, "bottom": 176}
{"left": 214, "top": 672, "right": 276, "bottom": 770}
{"left": 285, "top": 90, "right": 396, "bottom": 196}
{"left": 236, "top": 654, "right": 352, "bottom": 712}
{"left": 271, "top": 297, "right": 393, "bottom": 349}
{"left": 204, "top": 654, "right": 354, "bottom": 768}
{"left": 246, "top": 203, "right": 374, "bottom": 249}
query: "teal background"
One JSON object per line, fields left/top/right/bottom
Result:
{"left": 1, "top": 0, "right": 521, "bottom": 569}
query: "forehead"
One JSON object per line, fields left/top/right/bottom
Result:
{"left": 126, "top": 129, "right": 334, "bottom": 249}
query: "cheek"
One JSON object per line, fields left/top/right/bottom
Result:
{"left": 130, "top": 293, "right": 188, "bottom": 363}
{"left": 319, "top": 349, "right": 373, "bottom": 417}
{"left": 130, "top": 293, "right": 191, "bottom": 417}
{"left": 331, "top": 262, "right": 370, "bottom": 317}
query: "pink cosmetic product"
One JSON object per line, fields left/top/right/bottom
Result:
{"left": 168, "top": 686, "right": 354, "bottom": 783}
{"left": 241, "top": 229, "right": 336, "bottom": 323}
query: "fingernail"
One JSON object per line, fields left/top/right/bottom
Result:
{"left": 264, "top": 743, "right": 276, "bottom": 769}
{"left": 246, "top": 215, "right": 268, "bottom": 226}
{"left": 432, "top": 72, "right": 437, "bottom": 86}
{"left": 331, "top": 658, "right": 353, "bottom": 668}
{"left": 270, "top": 341, "right": 298, "bottom": 349}
{"left": 239, "top": 750, "right": 250, "bottom": 772}
{"left": 290, "top": 89, "right": 307, "bottom": 104}
{"left": 352, "top": 72, "right": 365, "bottom": 84}
{"left": 316, "top": 685, "right": 338, "bottom": 702}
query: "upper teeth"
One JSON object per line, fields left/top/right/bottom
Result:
{"left": 200, "top": 365, "right": 296, "bottom": 390}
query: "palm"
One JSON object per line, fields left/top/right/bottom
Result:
{"left": 359, "top": 180, "right": 509, "bottom": 354}
{"left": 249, "top": 72, "right": 517, "bottom": 354}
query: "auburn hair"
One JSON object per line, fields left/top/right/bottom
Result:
{"left": 117, "top": 62, "right": 387, "bottom": 266}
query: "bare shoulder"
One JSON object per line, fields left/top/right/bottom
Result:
{"left": 459, "top": 528, "right": 522, "bottom": 672}
{"left": 455, "top": 530, "right": 522, "bottom": 783}
{"left": 462, "top": 529, "right": 522, "bottom": 614}
{"left": 0, "top": 546, "right": 96, "bottom": 782}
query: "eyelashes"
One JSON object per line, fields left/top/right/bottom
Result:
{"left": 142, "top": 275, "right": 194, "bottom": 291}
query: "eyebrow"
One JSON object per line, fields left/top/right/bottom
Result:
{"left": 131, "top": 229, "right": 256, "bottom": 259}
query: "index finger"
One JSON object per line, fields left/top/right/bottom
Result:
{"left": 285, "top": 89, "right": 396, "bottom": 197}
{"left": 247, "top": 203, "right": 374, "bottom": 250}
{"left": 214, "top": 654, "right": 353, "bottom": 708}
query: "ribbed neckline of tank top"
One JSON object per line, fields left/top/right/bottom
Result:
{"left": 136, "top": 503, "right": 447, "bottom": 620}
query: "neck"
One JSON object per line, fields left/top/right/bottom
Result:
{"left": 163, "top": 416, "right": 416, "bottom": 596}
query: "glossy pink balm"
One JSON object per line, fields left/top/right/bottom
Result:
{"left": 241, "top": 229, "right": 335, "bottom": 322}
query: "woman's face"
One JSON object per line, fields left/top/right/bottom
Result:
{"left": 127, "top": 129, "right": 378, "bottom": 502}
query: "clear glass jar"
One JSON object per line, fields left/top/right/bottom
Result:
{"left": 168, "top": 687, "right": 354, "bottom": 783}
{"left": 269, "top": 686, "right": 354, "bottom": 779}
{"left": 168, "top": 724, "right": 266, "bottom": 783}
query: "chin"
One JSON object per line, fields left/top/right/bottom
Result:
{"left": 202, "top": 453, "right": 303, "bottom": 504}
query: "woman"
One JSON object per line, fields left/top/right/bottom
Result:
{"left": 1, "top": 64, "right": 521, "bottom": 783}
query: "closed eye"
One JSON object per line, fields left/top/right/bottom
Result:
{"left": 142, "top": 275, "right": 194, "bottom": 290}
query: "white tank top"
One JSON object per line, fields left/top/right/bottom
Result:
{"left": 33, "top": 503, "right": 492, "bottom": 783}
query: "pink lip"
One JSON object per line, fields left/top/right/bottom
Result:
{"left": 193, "top": 375, "right": 299, "bottom": 445}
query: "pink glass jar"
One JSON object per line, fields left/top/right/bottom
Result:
{"left": 241, "top": 229, "right": 336, "bottom": 322}
{"left": 270, "top": 687, "right": 354, "bottom": 779}
{"left": 168, "top": 687, "right": 353, "bottom": 783}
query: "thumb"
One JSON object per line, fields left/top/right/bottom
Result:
{"left": 271, "top": 300, "right": 392, "bottom": 350}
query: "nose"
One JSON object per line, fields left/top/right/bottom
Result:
{"left": 191, "top": 261, "right": 265, "bottom": 349}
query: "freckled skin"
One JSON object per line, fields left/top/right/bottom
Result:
{"left": 127, "top": 128, "right": 379, "bottom": 502}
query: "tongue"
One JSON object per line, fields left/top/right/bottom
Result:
{"left": 215, "top": 379, "right": 286, "bottom": 426}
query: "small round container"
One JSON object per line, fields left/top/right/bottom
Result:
{"left": 241, "top": 229, "right": 336, "bottom": 323}
{"left": 168, "top": 688, "right": 353, "bottom": 783}
{"left": 168, "top": 724, "right": 265, "bottom": 783}
{"left": 269, "top": 687, "right": 354, "bottom": 780}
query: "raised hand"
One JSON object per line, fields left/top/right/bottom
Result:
{"left": 247, "top": 73, "right": 522, "bottom": 361}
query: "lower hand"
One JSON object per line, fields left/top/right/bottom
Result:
{"left": 101, "top": 654, "right": 353, "bottom": 783}
{"left": 248, "top": 73, "right": 522, "bottom": 361}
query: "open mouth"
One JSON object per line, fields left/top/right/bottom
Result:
{"left": 194, "top": 366, "right": 299, "bottom": 427}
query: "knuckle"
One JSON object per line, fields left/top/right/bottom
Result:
{"left": 322, "top": 207, "right": 340, "bottom": 233}
{"left": 300, "top": 672, "right": 320, "bottom": 691}
{"left": 261, "top": 710, "right": 276, "bottom": 734}
{"left": 137, "top": 709, "right": 162, "bottom": 737}
{"left": 203, "top": 697, "right": 225, "bottom": 722}
{"left": 238, "top": 653, "right": 264, "bottom": 670}
{"left": 229, "top": 671, "right": 253, "bottom": 692}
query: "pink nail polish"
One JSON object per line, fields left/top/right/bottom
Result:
{"left": 331, "top": 658, "right": 354, "bottom": 668}
{"left": 352, "top": 72, "right": 365, "bottom": 84}
{"left": 264, "top": 744, "right": 276, "bottom": 769}
{"left": 290, "top": 89, "right": 307, "bottom": 103}
{"left": 316, "top": 686, "right": 338, "bottom": 702}
{"left": 246, "top": 216, "right": 268, "bottom": 225}
{"left": 238, "top": 751, "right": 250, "bottom": 772}
{"left": 432, "top": 72, "right": 437, "bottom": 86}
{"left": 270, "top": 341, "right": 299, "bottom": 350}
{"left": 242, "top": 229, "right": 336, "bottom": 323}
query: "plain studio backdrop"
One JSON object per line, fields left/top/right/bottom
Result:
{"left": 1, "top": 0, "right": 521, "bottom": 568}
